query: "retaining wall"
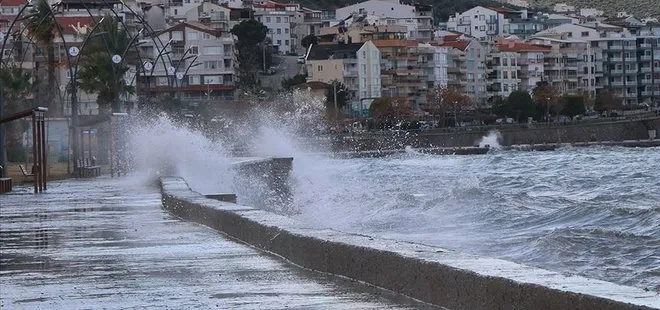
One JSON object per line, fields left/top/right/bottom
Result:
{"left": 160, "top": 174, "right": 659, "bottom": 309}
{"left": 334, "top": 117, "right": 660, "bottom": 150}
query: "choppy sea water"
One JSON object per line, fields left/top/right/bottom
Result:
{"left": 292, "top": 146, "right": 660, "bottom": 291}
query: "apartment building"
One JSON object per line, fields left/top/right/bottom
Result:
{"left": 356, "top": 41, "right": 381, "bottom": 113}
{"left": 305, "top": 41, "right": 381, "bottom": 114}
{"left": 374, "top": 39, "right": 427, "bottom": 111}
{"left": 290, "top": 7, "right": 323, "bottom": 55}
{"left": 141, "top": 21, "right": 237, "bottom": 103}
{"left": 185, "top": 2, "right": 231, "bottom": 31}
{"left": 446, "top": 6, "right": 511, "bottom": 42}
{"left": 418, "top": 43, "right": 450, "bottom": 89}
{"left": 253, "top": 1, "right": 298, "bottom": 54}
{"left": 486, "top": 41, "right": 550, "bottom": 98}
{"left": 335, "top": 0, "right": 433, "bottom": 42}
{"left": 440, "top": 39, "right": 488, "bottom": 107}
{"left": 590, "top": 36, "right": 660, "bottom": 105}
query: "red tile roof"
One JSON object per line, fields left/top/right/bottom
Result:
{"left": 497, "top": 42, "right": 551, "bottom": 52}
{"left": 0, "top": 0, "right": 26, "bottom": 6}
{"left": 440, "top": 40, "right": 470, "bottom": 51}
{"left": 373, "top": 39, "right": 418, "bottom": 47}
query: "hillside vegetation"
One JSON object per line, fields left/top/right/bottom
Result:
{"left": 530, "top": 0, "right": 660, "bottom": 18}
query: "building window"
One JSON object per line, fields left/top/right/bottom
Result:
{"left": 204, "top": 75, "right": 222, "bottom": 85}
{"left": 285, "top": 28, "right": 289, "bottom": 34}
{"left": 204, "top": 61, "right": 219, "bottom": 70}
{"left": 224, "top": 59, "right": 231, "bottom": 68}
{"left": 284, "top": 17, "right": 288, "bottom": 22}
{"left": 317, "top": 65, "right": 323, "bottom": 71}
{"left": 277, "top": 28, "right": 281, "bottom": 34}
{"left": 567, "top": 32, "right": 573, "bottom": 38}
{"left": 502, "top": 58, "right": 508, "bottom": 66}
{"left": 189, "top": 46, "right": 199, "bottom": 55}
{"left": 479, "top": 15, "right": 485, "bottom": 21}
{"left": 266, "top": 17, "right": 271, "bottom": 23}
{"left": 189, "top": 75, "right": 200, "bottom": 85}
{"left": 503, "top": 84, "right": 509, "bottom": 92}
{"left": 285, "top": 40, "right": 289, "bottom": 46}
{"left": 188, "top": 31, "right": 198, "bottom": 40}
{"left": 503, "top": 71, "right": 509, "bottom": 79}
{"left": 479, "top": 25, "right": 485, "bottom": 31}
{"left": 276, "top": 17, "right": 281, "bottom": 23}
{"left": 277, "top": 40, "right": 281, "bottom": 45}
{"left": 474, "top": 26, "right": 478, "bottom": 30}
{"left": 203, "top": 33, "right": 211, "bottom": 40}
{"left": 581, "top": 31, "right": 589, "bottom": 37}
{"left": 202, "top": 46, "right": 221, "bottom": 55}
{"left": 172, "top": 31, "right": 183, "bottom": 41}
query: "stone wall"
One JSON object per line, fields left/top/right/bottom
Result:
{"left": 160, "top": 176, "right": 659, "bottom": 310}
{"left": 333, "top": 117, "right": 660, "bottom": 150}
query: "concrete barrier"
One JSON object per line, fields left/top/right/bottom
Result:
{"left": 160, "top": 176, "right": 659, "bottom": 310}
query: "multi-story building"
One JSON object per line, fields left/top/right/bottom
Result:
{"left": 253, "top": 1, "right": 298, "bottom": 54}
{"left": 305, "top": 41, "right": 381, "bottom": 114}
{"left": 418, "top": 42, "right": 450, "bottom": 89}
{"left": 446, "top": 6, "right": 514, "bottom": 42}
{"left": 589, "top": 36, "right": 660, "bottom": 105}
{"left": 290, "top": 7, "right": 323, "bottom": 55}
{"left": 441, "top": 38, "right": 488, "bottom": 107}
{"left": 374, "top": 39, "right": 427, "bottom": 111}
{"left": 185, "top": 2, "right": 231, "bottom": 31}
{"left": 141, "top": 21, "right": 237, "bottom": 104}
{"left": 486, "top": 41, "right": 550, "bottom": 98}
{"left": 356, "top": 40, "right": 381, "bottom": 113}
{"left": 334, "top": 0, "right": 433, "bottom": 42}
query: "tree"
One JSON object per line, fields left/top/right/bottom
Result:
{"left": 369, "top": 97, "right": 394, "bottom": 122}
{"left": 561, "top": 95, "right": 586, "bottom": 118}
{"left": 440, "top": 86, "right": 470, "bottom": 127}
{"left": 282, "top": 74, "right": 307, "bottom": 90}
{"left": 77, "top": 15, "right": 136, "bottom": 115}
{"left": 532, "top": 81, "right": 561, "bottom": 121}
{"left": 0, "top": 67, "right": 33, "bottom": 163}
{"left": 26, "top": 0, "right": 58, "bottom": 116}
{"left": 231, "top": 20, "right": 271, "bottom": 89}
{"left": 594, "top": 89, "right": 622, "bottom": 114}
{"left": 325, "top": 80, "right": 348, "bottom": 113}
{"left": 505, "top": 90, "right": 536, "bottom": 122}
{"left": 369, "top": 97, "right": 414, "bottom": 124}
{"left": 301, "top": 34, "right": 319, "bottom": 49}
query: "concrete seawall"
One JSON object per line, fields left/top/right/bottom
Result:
{"left": 159, "top": 167, "right": 659, "bottom": 309}
{"left": 333, "top": 116, "right": 660, "bottom": 150}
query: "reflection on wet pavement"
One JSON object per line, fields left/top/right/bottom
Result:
{"left": 0, "top": 177, "right": 434, "bottom": 309}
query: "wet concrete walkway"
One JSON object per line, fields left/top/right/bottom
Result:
{"left": 0, "top": 177, "right": 433, "bottom": 309}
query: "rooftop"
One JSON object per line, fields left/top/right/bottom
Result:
{"left": 372, "top": 39, "right": 418, "bottom": 47}
{"left": 307, "top": 42, "right": 363, "bottom": 60}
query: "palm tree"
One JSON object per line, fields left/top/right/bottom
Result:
{"left": 77, "top": 15, "right": 136, "bottom": 115}
{"left": 26, "top": 0, "right": 58, "bottom": 116}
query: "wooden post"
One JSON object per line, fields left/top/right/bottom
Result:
{"left": 40, "top": 113, "right": 47, "bottom": 191}
{"left": 32, "top": 114, "right": 38, "bottom": 193}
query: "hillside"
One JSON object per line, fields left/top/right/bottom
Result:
{"left": 529, "top": 0, "right": 660, "bottom": 18}
{"left": 292, "top": 0, "right": 660, "bottom": 21}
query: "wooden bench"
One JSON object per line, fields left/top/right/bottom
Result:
{"left": 19, "top": 164, "right": 35, "bottom": 183}
{"left": 77, "top": 158, "right": 101, "bottom": 177}
{"left": 0, "top": 177, "right": 12, "bottom": 194}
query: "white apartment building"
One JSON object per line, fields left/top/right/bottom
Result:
{"left": 253, "top": 1, "right": 298, "bottom": 54}
{"left": 418, "top": 43, "right": 450, "bottom": 88}
{"left": 446, "top": 6, "right": 511, "bottom": 42}
{"left": 142, "top": 21, "right": 237, "bottom": 102}
{"left": 184, "top": 2, "right": 231, "bottom": 31}
{"left": 356, "top": 40, "right": 381, "bottom": 113}
{"left": 334, "top": 0, "right": 433, "bottom": 42}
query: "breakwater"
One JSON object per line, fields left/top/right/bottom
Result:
{"left": 158, "top": 158, "right": 660, "bottom": 310}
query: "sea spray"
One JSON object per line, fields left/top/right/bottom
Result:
{"left": 478, "top": 130, "right": 503, "bottom": 149}
{"left": 125, "top": 113, "right": 234, "bottom": 194}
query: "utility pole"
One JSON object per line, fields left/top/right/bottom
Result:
{"left": 333, "top": 82, "right": 338, "bottom": 119}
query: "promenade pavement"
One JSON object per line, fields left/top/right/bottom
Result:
{"left": 0, "top": 176, "right": 434, "bottom": 309}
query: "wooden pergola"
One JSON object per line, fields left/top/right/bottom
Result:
{"left": 0, "top": 107, "right": 48, "bottom": 193}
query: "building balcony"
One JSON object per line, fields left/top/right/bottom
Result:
{"left": 609, "top": 69, "right": 624, "bottom": 74}
{"left": 640, "top": 67, "right": 652, "bottom": 73}
{"left": 640, "top": 55, "right": 652, "bottom": 61}
{"left": 608, "top": 57, "right": 623, "bottom": 62}
{"left": 639, "top": 43, "right": 652, "bottom": 49}
{"left": 624, "top": 92, "right": 637, "bottom": 98}
{"left": 607, "top": 45, "right": 623, "bottom": 51}
{"left": 624, "top": 45, "right": 636, "bottom": 51}
{"left": 610, "top": 81, "right": 624, "bottom": 86}
{"left": 417, "top": 24, "right": 432, "bottom": 31}
{"left": 624, "top": 57, "right": 636, "bottom": 62}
